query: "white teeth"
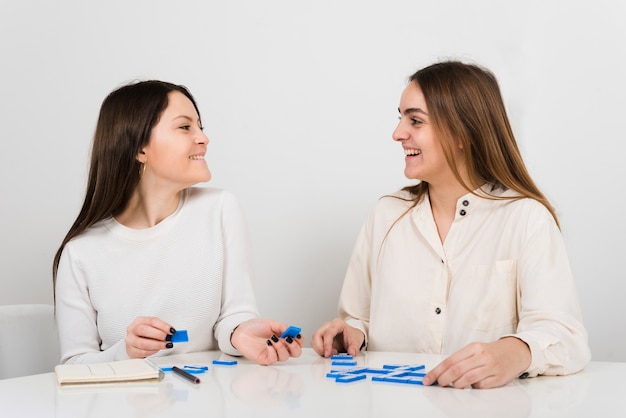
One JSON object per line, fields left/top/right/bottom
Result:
{"left": 404, "top": 149, "right": 421, "bottom": 156}
{"left": 189, "top": 155, "right": 204, "bottom": 160}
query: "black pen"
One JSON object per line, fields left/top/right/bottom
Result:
{"left": 172, "top": 366, "right": 201, "bottom": 384}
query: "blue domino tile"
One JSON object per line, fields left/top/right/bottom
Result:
{"left": 330, "top": 354, "right": 353, "bottom": 360}
{"left": 212, "top": 360, "right": 238, "bottom": 366}
{"left": 336, "top": 374, "right": 367, "bottom": 383}
{"left": 170, "top": 330, "right": 189, "bottom": 343}
{"left": 280, "top": 326, "right": 302, "bottom": 339}
{"left": 332, "top": 360, "right": 358, "bottom": 367}
{"left": 372, "top": 375, "right": 425, "bottom": 385}
{"left": 382, "top": 364, "right": 425, "bottom": 371}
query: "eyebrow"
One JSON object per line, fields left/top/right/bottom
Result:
{"left": 398, "top": 107, "right": 429, "bottom": 116}
{"left": 173, "top": 115, "right": 194, "bottom": 122}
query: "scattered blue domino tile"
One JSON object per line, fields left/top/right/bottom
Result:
{"left": 336, "top": 373, "right": 367, "bottom": 383}
{"left": 372, "top": 375, "right": 425, "bottom": 385}
{"left": 326, "top": 370, "right": 348, "bottom": 379}
{"left": 331, "top": 360, "right": 358, "bottom": 367}
{"left": 344, "top": 367, "right": 368, "bottom": 374}
{"left": 382, "top": 364, "right": 425, "bottom": 371}
{"left": 160, "top": 365, "right": 207, "bottom": 374}
{"left": 280, "top": 325, "right": 302, "bottom": 339}
{"left": 330, "top": 353, "right": 353, "bottom": 360}
{"left": 401, "top": 365, "right": 426, "bottom": 372}
{"left": 184, "top": 365, "right": 209, "bottom": 371}
{"left": 170, "top": 329, "right": 189, "bottom": 343}
{"left": 326, "top": 367, "right": 368, "bottom": 379}
{"left": 212, "top": 359, "right": 238, "bottom": 366}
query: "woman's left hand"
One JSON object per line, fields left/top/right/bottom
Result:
{"left": 230, "top": 318, "right": 304, "bottom": 365}
{"left": 423, "top": 337, "right": 531, "bottom": 389}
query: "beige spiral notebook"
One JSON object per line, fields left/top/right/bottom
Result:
{"left": 55, "top": 358, "right": 164, "bottom": 385}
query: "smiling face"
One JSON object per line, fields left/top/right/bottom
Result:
{"left": 138, "top": 91, "right": 211, "bottom": 190}
{"left": 392, "top": 82, "right": 461, "bottom": 186}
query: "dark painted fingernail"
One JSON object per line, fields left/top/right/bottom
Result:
{"left": 166, "top": 342, "right": 173, "bottom": 349}
{"left": 170, "top": 327, "right": 176, "bottom": 334}
{"left": 296, "top": 334, "right": 302, "bottom": 339}
{"left": 165, "top": 334, "right": 172, "bottom": 341}
{"left": 266, "top": 339, "right": 272, "bottom": 346}
{"left": 271, "top": 335, "right": 279, "bottom": 343}
{"left": 286, "top": 336, "right": 293, "bottom": 344}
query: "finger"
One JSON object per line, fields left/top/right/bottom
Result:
{"left": 311, "top": 324, "right": 329, "bottom": 356}
{"left": 322, "top": 328, "right": 339, "bottom": 358}
{"left": 322, "top": 320, "right": 346, "bottom": 357}
{"left": 423, "top": 348, "right": 474, "bottom": 386}
{"left": 266, "top": 335, "right": 291, "bottom": 363}
{"left": 283, "top": 335, "right": 303, "bottom": 358}
{"left": 129, "top": 316, "right": 174, "bottom": 341}
{"left": 345, "top": 340, "right": 360, "bottom": 357}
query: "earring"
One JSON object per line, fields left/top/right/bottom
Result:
{"left": 139, "top": 163, "right": 146, "bottom": 179}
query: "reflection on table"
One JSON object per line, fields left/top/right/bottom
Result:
{"left": 0, "top": 349, "right": 622, "bottom": 417}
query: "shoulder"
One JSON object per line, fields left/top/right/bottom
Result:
{"left": 185, "top": 186, "right": 241, "bottom": 209}
{"left": 376, "top": 189, "right": 420, "bottom": 212}
{"left": 485, "top": 187, "right": 558, "bottom": 230}
{"left": 183, "top": 187, "right": 246, "bottom": 224}
{"left": 363, "top": 189, "right": 420, "bottom": 224}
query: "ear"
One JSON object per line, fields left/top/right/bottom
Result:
{"left": 136, "top": 149, "right": 147, "bottom": 164}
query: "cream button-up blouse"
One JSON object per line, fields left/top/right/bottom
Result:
{"left": 339, "top": 185, "right": 591, "bottom": 377}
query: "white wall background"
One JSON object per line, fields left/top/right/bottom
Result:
{"left": 1, "top": 0, "right": 624, "bottom": 361}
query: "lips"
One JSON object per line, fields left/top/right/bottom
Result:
{"left": 404, "top": 149, "right": 421, "bottom": 156}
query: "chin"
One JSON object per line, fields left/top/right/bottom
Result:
{"left": 404, "top": 169, "right": 421, "bottom": 180}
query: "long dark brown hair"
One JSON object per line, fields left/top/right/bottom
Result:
{"left": 389, "top": 60, "right": 558, "bottom": 227}
{"left": 52, "top": 80, "right": 201, "bottom": 291}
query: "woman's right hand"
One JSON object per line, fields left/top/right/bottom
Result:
{"left": 311, "top": 318, "right": 365, "bottom": 358}
{"left": 125, "top": 316, "right": 175, "bottom": 358}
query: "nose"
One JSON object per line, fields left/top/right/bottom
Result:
{"left": 392, "top": 119, "right": 406, "bottom": 142}
{"left": 195, "top": 130, "right": 209, "bottom": 145}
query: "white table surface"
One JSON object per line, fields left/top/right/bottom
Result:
{"left": 1, "top": 348, "right": 624, "bottom": 417}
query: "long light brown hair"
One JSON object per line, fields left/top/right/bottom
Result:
{"left": 52, "top": 80, "right": 201, "bottom": 292}
{"left": 389, "top": 60, "right": 558, "bottom": 227}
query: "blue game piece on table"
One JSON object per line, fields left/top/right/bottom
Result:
{"left": 170, "top": 330, "right": 189, "bottom": 343}
{"left": 372, "top": 375, "right": 425, "bottom": 385}
{"left": 184, "top": 365, "right": 209, "bottom": 371}
{"left": 331, "top": 360, "right": 358, "bottom": 367}
{"left": 326, "top": 370, "right": 347, "bottom": 378}
{"left": 336, "top": 373, "right": 367, "bottom": 383}
{"left": 280, "top": 325, "right": 301, "bottom": 339}
{"left": 160, "top": 365, "right": 207, "bottom": 374}
{"left": 212, "top": 359, "right": 238, "bottom": 366}
{"left": 331, "top": 353, "right": 353, "bottom": 360}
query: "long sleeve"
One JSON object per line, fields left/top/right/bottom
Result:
{"left": 505, "top": 209, "right": 591, "bottom": 376}
{"left": 213, "top": 192, "right": 260, "bottom": 356}
{"left": 56, "top": 246, "right": 130, "bottom": 364}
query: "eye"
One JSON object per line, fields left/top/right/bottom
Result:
{"left": 180, "top": 125, "right": 191, "bottom": 131}
{"left": 410, "top": 118, "right": 423, "bottom": 126}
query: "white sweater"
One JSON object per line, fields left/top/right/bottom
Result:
{"left": 55, "top": 187, "right": 260, "bottom": 364}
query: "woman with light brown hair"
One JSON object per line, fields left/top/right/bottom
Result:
{"left": 312, "top": 60, "right": 590, "bottom": 388}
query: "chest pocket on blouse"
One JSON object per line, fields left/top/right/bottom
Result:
{"left": 466, "top": 260, "right": 518, "bottom": 332}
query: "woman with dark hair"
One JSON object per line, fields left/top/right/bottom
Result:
{"left": 54, "top": 80, "right": 302, "bottom": 365}
{"left": 312, "top": 61, "right": 590, "bottom": 388}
